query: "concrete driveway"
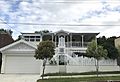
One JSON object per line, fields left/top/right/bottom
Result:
{"left": 0, "top": 74, "right": 40, "bottom": 82}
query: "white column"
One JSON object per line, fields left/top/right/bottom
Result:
{"left": 28, "top": 36, "right": 30, "bottom": 42}
{"left": 1, "top": 54, "right": 5, "bottom": 74}
{"left": 81, "top": 35, "right": 84, "bottom": 47}
{"left": 40, "top": 35, "right": 43, "bottom": 42}
{"left": 70, "top": 34, "right": 72, "bottom": 47}
{"left": 55, "top": 35, "right": 57, "bottom": 47}
{"left": 67, "top": 35, "right": 69, "bottom": 47}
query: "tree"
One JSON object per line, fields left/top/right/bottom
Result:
{"left": 103, "top": 44, "right": 119, "bottom": 59}
{"left": 0, "top": 29, "right": 13, "bottom": 35}
{"left": 35, "top": 30, "right": 51, "bottom": 34}
{"left": 97, "top": 36, "right": 119, "bottom": 59}
{"left": 86, "top": 40, "right": 108, "bottom": 76}
{"left": 34, "top": 41, "right": 55, "bottom": 79}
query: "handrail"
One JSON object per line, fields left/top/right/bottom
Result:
{"left": 54, "top": 42, "right": 89, "bottom": 47}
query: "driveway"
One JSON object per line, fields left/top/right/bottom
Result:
{"left": 0, "top": 74, "right": 40, "bottom": 82}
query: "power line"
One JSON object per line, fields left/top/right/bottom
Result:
{"left": 0, "top": 22, "right": 120, "bottom": 26}
{"left": 0, "top": 19, "right": 22, "bottom": 33}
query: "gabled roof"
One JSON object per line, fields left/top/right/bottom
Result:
{"left": 0, "top": 39, "right": 37, "bottom": 52}
{"left": 54, "top": 30, "right": 69, "bottom": 35}
{"left": 55, "top": 29, "right": 69, "bottom": 33}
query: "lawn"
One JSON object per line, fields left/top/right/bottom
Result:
{"left": 37, "top": 76, "right": 120, "bottom": 82}
{"left": 42, "top": 71, "right": 120, "bottom": 76}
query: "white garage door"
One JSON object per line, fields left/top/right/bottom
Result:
{"left": 5, "top": 55, "right": 42, "bottom": 74}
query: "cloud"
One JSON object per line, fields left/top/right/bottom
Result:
{"left": 0, "top": 0, "right": 120, "bottom": 39}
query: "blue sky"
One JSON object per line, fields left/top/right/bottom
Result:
{"left": 0, "top": 0, "right": 120, "bottom": 39}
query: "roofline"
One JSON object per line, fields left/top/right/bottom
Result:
{"left": 21, "top": 32, "right": 53, "bottom": 34}
{"left": 0, "top": 39, "right": 37, "bottom": 52}
{"left": 21, "top": 32, "right": 100, "bottom": 35}
{"left": 70, "top": 32, "right": 100, "bottom": 35}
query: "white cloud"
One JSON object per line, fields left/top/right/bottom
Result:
{"left": 0, "top": 0, "right": 120, "bottom": 39}
{"left": 0, "top": 1, "right": 10, "bottom": 13}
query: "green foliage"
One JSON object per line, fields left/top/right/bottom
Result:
{"left": 97, "top": 36, "right": 119, "bottom": 59}
{"left": 34, "top": 41, "right": 55, "bottom": 60}
{"left": 15, "top": 35, "right": 21, "bottom": 42}
{"left": 34, "top": 41, "right": 55, "bottom": 79}
{"left": 104, "top": 44, "right": 119, "bottom": 59}
{"left": 96, "top": 46, "right": 108, "bottom": 60}
{"left": 86, "top": 40, "right": 107, "bottom": 60}
{"left": 35, "top": 30, "right": 51, "bottom": 34}
{"left": 106, "top": 36, "right": 117, "bottom": 46}
{"left": 0, "top": 29, "right": 13, "bottom": 35}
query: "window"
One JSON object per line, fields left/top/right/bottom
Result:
{"left": 30, "top": 36, "right": 35, "bottom": 38}
{"left": 30, "top": 38, "right": 34, "bottom": 41}
{"left": 36, "top": 36, "right": 40, "bottom": 38}
{"left": 25, "top": 39, "right": 29, "bottom": 41}
{"left": 24, "top": 36, "right": 29, "bottom": 38}
{"left": 36, "top": 39, "right": 40, "bottom": 41}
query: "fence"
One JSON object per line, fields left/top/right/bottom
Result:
{"left": 44, "top": 57, "right": 119, "bottom": 74}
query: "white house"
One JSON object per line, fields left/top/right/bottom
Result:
{"left": 0, "top": 30, "right": 119, "bottom": 74}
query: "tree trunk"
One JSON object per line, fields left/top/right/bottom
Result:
{"left": 42, "top": 58, "right": 47, "bottom": 79}
{"left": 96, "top": 59, "right": 99, "bottom": 77}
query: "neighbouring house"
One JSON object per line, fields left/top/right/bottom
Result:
{"left": 115, "top": 37, "right": 120, "bottom": 66}
{"left": 0, "top": 32, "right": 14, "bottom": 73}
{"left": 115, "top": 37, "right": 120, "bottom": 48}
{"left": 0, "top": 30, "right": 119, "bottom": 74}
{"left": 0, "top": 33, "right": 14, "bottom": 48}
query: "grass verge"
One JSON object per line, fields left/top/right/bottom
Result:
{"left": 37, "top": 76, "right": 120, "bottom": 82}
{"left": 42, "top": 71, "right": 120, "bottom": 76}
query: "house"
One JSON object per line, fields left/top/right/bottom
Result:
{"left": 0, "top": 33, "right": 14, "bottom": 48}
{"left": 0, "top": 30, "right": 119, "bottom": 74}
{"left": 115, "top": 37, "right": 120, "bottom": 66}
{"left": 0, "top": 32, "right": 14, "bottom": 73}
{"left": 115, "top": 37, "right": 120, "bottom": 48}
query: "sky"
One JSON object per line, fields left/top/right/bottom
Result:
{"left": 0, "top": 0, "right": 120, "bottom": 39}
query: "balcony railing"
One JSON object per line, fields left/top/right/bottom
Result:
{"left": 55, "top": 42, "right": 89, "bottom": 48}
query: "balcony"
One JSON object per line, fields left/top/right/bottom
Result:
{"left": 55, "top": 42, "right": 89, "bottom": 48}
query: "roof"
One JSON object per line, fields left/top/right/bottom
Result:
{"left": 54, "top": 30, "right": 69, "bottom": 34}
{"left": 0, "top": 39, "right": 37, "bottom": 52}
{"left": 21, "top": 30, "right": 99, "bottom": 37}
{"left": 0, "top": 33, "right": 14, "bottom": 48}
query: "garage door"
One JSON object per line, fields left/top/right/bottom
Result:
{"left": 5, "top": 55, "right": 42, "bottom": 74}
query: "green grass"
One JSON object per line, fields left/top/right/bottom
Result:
{"left": 42, "top": 71, "right": 120, "bottom": 76}
{"left": 37, "top": 76, "right": 120, "bottom": 82}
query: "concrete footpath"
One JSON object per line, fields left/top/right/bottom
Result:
{"left": 0, "top": 74, "right": 40, "bottom": 82}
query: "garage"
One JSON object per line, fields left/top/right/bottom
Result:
{"left": 0, "top": 40, "right": 42, "bottom": 74}
{"left": 5, "top": 55, "right": 41, "bottom": 74}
